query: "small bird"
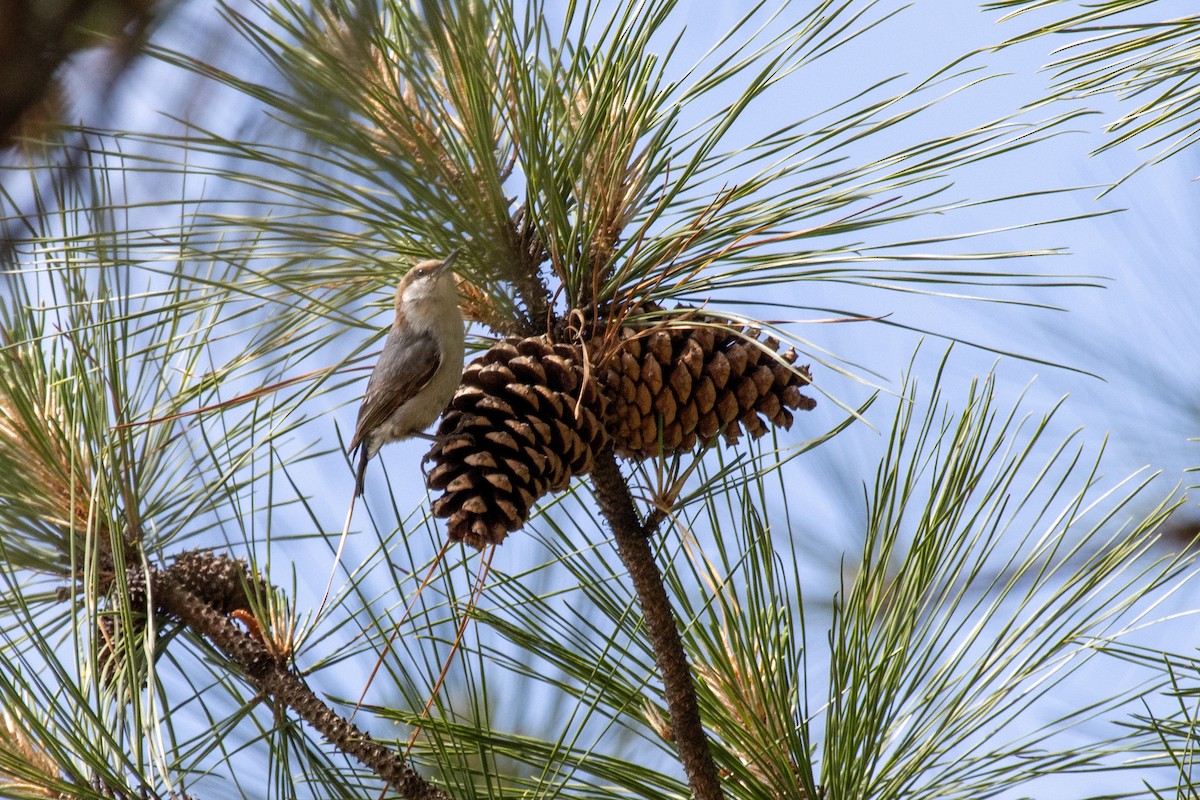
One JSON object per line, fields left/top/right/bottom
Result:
{"left": 349, "top": 251, "right": 465, "bottom": 496}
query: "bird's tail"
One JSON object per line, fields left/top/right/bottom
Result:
{"left": 352, "top": 443, "right": 369, "bottom": 496}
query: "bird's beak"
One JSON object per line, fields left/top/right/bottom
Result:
{"left": 435, "top": 249, "right": 461, "bottom": 275}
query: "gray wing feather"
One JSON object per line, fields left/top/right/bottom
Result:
{"left": 350, "top": 329, "right": 442, "bottom": 452}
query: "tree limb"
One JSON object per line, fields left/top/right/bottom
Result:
{"left": 149, "top": 562, "right": 451, "bottom": 800}
{"left": 589, "top": 449, "right": 724, "bottom": 800}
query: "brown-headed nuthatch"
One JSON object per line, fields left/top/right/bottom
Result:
{"left": 350, "top": 251, "right": 465, "bottom": 496}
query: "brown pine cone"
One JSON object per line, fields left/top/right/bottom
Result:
{"left": 592, "top": 318, "right": 815, "bottom": 459}
{"left": 426, "top": 336, "right": 610, "bottom": 548}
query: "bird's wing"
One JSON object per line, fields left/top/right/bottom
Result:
{"left": 349, "top": 329, "right": 442, "bottom": 451}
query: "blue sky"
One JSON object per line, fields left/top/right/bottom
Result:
{"left": 17, "top": 0, "right": 1200, "bottom": 796}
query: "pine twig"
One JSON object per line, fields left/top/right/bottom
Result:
{"left": 509, "top": 202, "right": 552, "bottom": 335}
{"left": 590, "top": 449, "right": 724, "bottom": 800}
{"left": 148, "top": 561, "right": 451, "bottom": 800}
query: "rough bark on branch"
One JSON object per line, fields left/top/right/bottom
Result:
{"left": 590, "top": 449, "right": 724, "bottom": 800}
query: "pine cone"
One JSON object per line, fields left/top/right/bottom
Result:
{"left": 97, "top": 566, "right": 150, "bottom": 684}
{"left": 426, "top": 310, "right": 815, "bottom": 548}
{"left": 97, "top": 552, "right": 268, "bottom": 682}
{"left": 426, "top": 336, "right": 610, "bottom": 548}
{"left": 592, "top": 318, "right": 815, "bottom": 459}
{"left": 170, "top": 550, "right": 265, "bottom": 614}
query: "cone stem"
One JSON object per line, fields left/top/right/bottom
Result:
{"left": 590, "top": 449, "right": 724, "bottom": 800}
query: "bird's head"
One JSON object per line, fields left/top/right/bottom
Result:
{"left": 394, "top": 250, "right": 460, "bottom": 315}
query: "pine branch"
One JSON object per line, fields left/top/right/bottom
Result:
{"left": 590, "top": 449, "right": 724, "bottom": 800}
{"left": 509, "top": 203, "right": 552, "bottom": 333}
{"left": 148, "top": 556, "right": 451, "bottom": 800}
